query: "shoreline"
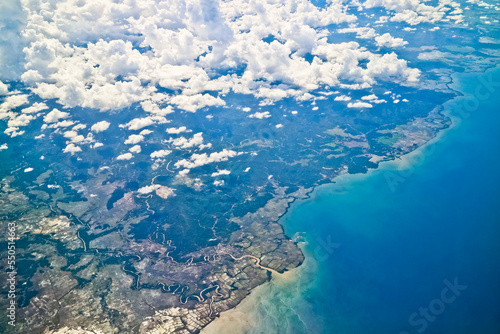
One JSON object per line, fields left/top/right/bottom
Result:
{"left": 201, "top": 63, "right": 500, "bottom": 333}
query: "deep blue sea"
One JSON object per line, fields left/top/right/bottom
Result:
{"left": 242, "top": 67, "right": 500, "bottom": 334}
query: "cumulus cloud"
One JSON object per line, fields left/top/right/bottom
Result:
{"left": 44, "top": 109, "right": 70, "bottom": 124}
{"left": 150, "top": 150, "right": 172, "bottom": 159}
{"left": 63, "top": 130, "right": 86, "bottom": 143}
{"left": 129, "top": 145, "right": 141, "bottom": 153}
{"left": 91, "top": 121, "right": 110, "bottom": 132}
{"left": 21, "top": 102, "right": 48, "bottom": 114}
{"left": 249, "top": 111, "right": 271, "bottom": 119}
{"left": 361, "top": 94, "right": 386, "bottom": 104}
{"left": 348, "top": 102, "right": 373, "bottom": 108}
{"left": 0, "top": 94, "right": 29, "bottom": 114}
{"left": 175, "top": 149, "right": 238, "bottom": 170}
{"left": 0, "top": 81, "right": 8, "bottom": 95}
{"left": 364, "top": 0, "right": 464, "bottom": 26}
{"left": 62, "top": 143, "right": 82, "bottom": 154}
{"left": 124, "top": 134, "right": 144, "bottom": 145}
{"left": 338, "top": 27, "right": 377, "bottom": 39}
{"left": 170, "top": 132, "right": 206, "bottom": 149}
{"left": 375, "top": 33, "right": 408, "bottom": 48}
{"left": 211, "top": 170, "right": 231, "bottom": 177}
{"left": 123, "top": 116, "right": 167, "bottom": 130}
{"left": 0, "top": 143, "right": 7, "bottom": 151}
{"left": 117, "top": 152, "right": 133, "bottom": 160}
{"left": 334, "top": 95, "right": 352, "bottom": 101}
{"left": 10, "top": 0, "right": 423, "bottom": 119}
{"left": 166, "top": 126, "right": 188, "bottom": 134}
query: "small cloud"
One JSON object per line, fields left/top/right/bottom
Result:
{"left": 334, "top": 95, "right": 351, "bottom": 101}
{"left": 124, "top": 134, "right": 144, "bottom": 145}
{"left": 129, "top": 145, "right": 141, "bottom": 153}
{"left": 151, "top": 150, "right": 172, "bottom": 159}
{"left": 249, "top": 111, "right": 271, "bottom": 119}
{"left": 62, "top": 143, "right": 82, "bottom": 154}
{"left": 44, "top": 109, "right": 70, "bottom": 124}
{"left": 211, "top": 169, "right": 231, "bottom": 177}
{"left": 91, "top": 121, "right": 111, "bottom": 132}
{"left": 347, "top": 102, "right": 373, "bottom": 109}
{"left": 166, "top": 126, "right": 188, "bottom": 134}
{"left": 375, "top": 33, "right": 408, "bottom": 48}
{"left": 117, "top": 152, "right": 133, "bottom": 160}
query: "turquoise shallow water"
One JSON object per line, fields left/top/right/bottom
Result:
{"left": 247, "top": 67, "right": 500, "bottom": 334}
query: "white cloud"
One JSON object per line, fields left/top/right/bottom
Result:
{"left": 211, "top": 170, "right": 231, "bottom": 177}
{"left": 166, "top": 126, "right": 188, "bottom": 134}
{"left": 91, "top": 121, "right": 110, "bottom": 132}
{"left": 169, "top": 94, "right": 225, "bottom": 112}
{"left": 361, "top": 94, "right": 386, "bottom": 103}
{"left": 22, "top": 102, "right": 48, "bottom": 114}
{"left": 117, "top": 152, "right": 133, "bottom": 160}
{"left": 0, "top": 143, "right": 7, "bottom": 151}
{"left": 334, "top": 95, "right": 352, "bottom": 101}
{"left": 375, "top": 33, "right": 408, "bottom": 48}
{"left": 170, "top": 132, "right": 205, "bottom": 149}
{"left": 44, "top": 109, "right": 70, "bottom": 124}
{"left": 63, "top": 130, "right": 86, "bottom": 143}
{"left": 0, "top": 81, "right": 8, "bottom": 95}
{"left": 364, "top": 0, "right": 463, "bottom": 25}
{"left": 249, "top": 111, "right": 271, "bottom": 119}
{"left": 62, "top": 143, "right": 82, "bottom": 154}
{"left": 338, "top": 27, "right": 377, "bottom": 39}
{"left": 24, "top": 167, "right": 33, "bottom": 173}
{"left": 348, "top": 102, "right": 373, "bottom": 108}
{"left": 124, "top": 134, "right": 144, "bottom": 145}
{"left": 47, "top": 120, "right": 74, "bottom": 128}
{"left": 10, "top": 0, "right": 423, "bottom": 119}
{"left": 124, "top": 116, "right": 167, "bottom": 130}
{"left": 175, "top": 149, "right": 238, "bottom": 170}
{"left": 0, "top": 94, "right": 29, "bottom": 114}
{"left": 150, "top": 150, "right": 172, "bottom": 159}
{"left": 72, "top": 124, "right": 86, "bottom": 132}
{"left": 129, "top": 145, "right": 141, "bottom": 153}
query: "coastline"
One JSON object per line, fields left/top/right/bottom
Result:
{"left": 202, "top": 64, "right": 500, "bottom": 334}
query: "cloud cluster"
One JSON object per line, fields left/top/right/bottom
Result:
{"left": 364, "top": 0, "right": 464, "bottom": 25}
{"left": 170, "top": 132, "right": 208, "bottom": 149}
{"left": 174, "top": 149, "right": 238, "bottom": 170}
{"left": 8, "top": 0, "right": 426, "bottom": 117}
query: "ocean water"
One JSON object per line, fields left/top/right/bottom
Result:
{"left": 239, "top": 66, "right": 500, "bottom": 334}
